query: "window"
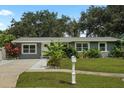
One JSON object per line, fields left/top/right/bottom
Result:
{"left": 83, "top": 43, "right": 88, "bottom": 51}
{"left": 30, "top": 45, "right": 36, "bottom": 53}
{"left": 99, "top": 43, "right": 106, "bottom": 51}
{"left": 76, "top": 43, "right": 89, "bottom": 51}
{"left": 22, "top": 44, "right": 37, "bottom": 54}
{"left": 23, "top": 45, "right": 29, "bottom": 53}
{"left": 76, "top": 43, "right": 82, "bottom": 51}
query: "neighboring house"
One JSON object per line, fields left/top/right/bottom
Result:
{"left": 12, "top": 37, "right": 120, "bottom": 59}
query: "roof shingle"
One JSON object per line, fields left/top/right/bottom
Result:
{"left": 12, "top": 37, "right": 120, "bottom": 43}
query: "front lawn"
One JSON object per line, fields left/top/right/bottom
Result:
{"left": 16, "top": 72, "right": 124, "bottom": 88}
{"left": 60, "top": 58, "right": 124, "bottom": 73}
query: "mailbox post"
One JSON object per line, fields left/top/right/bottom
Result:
{"left": 71, "top": 56, "right": 76, "bottom": 84}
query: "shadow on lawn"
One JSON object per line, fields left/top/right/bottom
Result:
{"left": 59, "top": 80, "right": 76, "bottom": 88}
{"left": 59, "top": 80, "right": 73, "bottom": 85}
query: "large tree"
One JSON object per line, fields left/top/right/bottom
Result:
{"left": 0, "top": 30, "right": 2, "bottom": 34}
{"left": 79, "top": 5, "right": 124, "bottom": 38}
{"left": 7, "top": 10, "right": 71, "bottom": 38}
{"left": 0, "top": 34, "right": 15, "bottom": 47}
{"left": 67, "top": 19, "right": 80, "bottom": 37}
{"left": 106, "top": 5, "right": 124, "bottom": 37}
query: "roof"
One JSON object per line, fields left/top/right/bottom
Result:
{"left": 12, "top": 37, "right": 120, "bottom": 43}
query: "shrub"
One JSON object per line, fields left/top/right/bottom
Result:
{"left": 47, "top": 57, "right": 61, "bottom": 68}
{"left": 0, "top": 34, "right": 15, "bottom": 48}
{"left": 63, "top": 46, "right": 78, "bottom": 58}
{"left": 78, "top": 50, "right": 88, "bottom": 58}
{"left": 5, "top": 43, "right": 21, "bottom": 58}
{"left": 109, "top": 47, "right": 122, "bottom": 57}
{"left": 77, "top": 49, "right": 100, "bottom": 58}
{"left": 86, "top": 49, "right": 100, "bottom": 58}
{"left": 44, "top": 42, "right": 65, "bottom": 68}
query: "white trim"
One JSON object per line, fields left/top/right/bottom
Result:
{"left": 88, "top": 42, "right": 90, "bottom": 50}
{"left": 75, "top": 42, "right": 82, "bottom": 52}
{"left": 98, "top": 42, "right": 108, "bottom": 52}
{"left": 12, "top": 41, "right": 72, "bottom": 43}
{"left": 22, "top": 44, "right": 37, "bottom": 54}
{"left": 75, "top": 42, "right": 77, "bottom": 51}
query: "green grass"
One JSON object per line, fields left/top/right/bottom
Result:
{"left": 60, "top": 58, "right": 124, "bottom": 73}
{"left": 16, "top": 72, "right": 124, "bottom": 88}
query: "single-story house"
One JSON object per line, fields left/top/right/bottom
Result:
{"left": 12, "top": 37, "right": 120, "bottom": 59}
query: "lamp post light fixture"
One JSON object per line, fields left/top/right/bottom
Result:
{"left": 71, "top": 56, "right": 76, "bottom": 84}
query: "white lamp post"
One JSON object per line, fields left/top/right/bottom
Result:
{"left": 71, "top": 56, "right": 76, "bottom": 84}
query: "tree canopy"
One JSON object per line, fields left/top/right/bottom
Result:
{"left": 79, "top": 5, "right": 124, "bottom": 38}
{"left": 5, "top": 6, "right": 124, "bottom": 38}
{"left": 7, "top": 10, "right": 78, "bottom": 38}
{"left": 0, "top": 30, "right": 2, "bottom": 34}
{"left": 0, "top": 34, "right": 15, "bottom": 47}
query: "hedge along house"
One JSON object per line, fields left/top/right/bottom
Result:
{"left": 12, "top": 37, "right": 120, "bottom": 59}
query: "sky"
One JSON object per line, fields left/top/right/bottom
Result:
{"left": 0, "top": 5, "right": 90, "bottom": 30}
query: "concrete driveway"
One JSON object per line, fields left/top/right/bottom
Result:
{"left": 0, "top": 59, "right": 38, "bottom": 88}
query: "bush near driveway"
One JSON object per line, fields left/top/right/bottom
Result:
{"left": 5, "top": 43, "right": 21, "bottom": 58}
{"left": 44, "top": 42, "right": 79, "bottom": 68}
{"left": 44, "top": 42, "right": 65, "bottom": 68}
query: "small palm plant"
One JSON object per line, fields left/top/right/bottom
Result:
{"left": 44, "top": 42, "right": 65, "bottom": 68}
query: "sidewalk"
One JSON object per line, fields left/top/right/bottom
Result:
{"left": 27, "top": 69, "right": 124, "bottom": 78}
{"left": 0, "top": 60, "right": 13, "bottom": 66}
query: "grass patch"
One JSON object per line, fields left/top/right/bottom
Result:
{"left": 60, "top": 58, "right": 124, "bottom": 73}
{"left": 16, "top": 72, "right": 124, "bottom": 88}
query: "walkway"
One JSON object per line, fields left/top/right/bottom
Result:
{"left": 27, "top": 69, "right": 124, "bottom": 78}
{"left": 0, "top": 60, "right": 13, "bottom": 66}
{"left": 0, "top": 59, "right": 38, "bottom": 88}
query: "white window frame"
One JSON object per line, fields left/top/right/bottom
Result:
{"left": 75, "top": 42, "right": 90, "bottom": 52}
{"left": 76, "top": 43, "right": 82, "bottom": 52}
{"left": 22, "top": 44, "right": 37, "bottom": 54}
{"left": 98, "top": 42, "right": 107, "bottom": 52}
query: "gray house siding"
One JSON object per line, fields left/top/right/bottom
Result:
{"left": 90, "top": 42, "right": 98, "bottom": 49}
{"left": 17, "top": 43, "right": 41, "bottom": 59}
{"left": 90, "top": 42, "right": 116, "bottom": 51}
{"left": 107, "top": 42, "right": 116, "bottom": 51}
{"left": 74, "top": 41, "right": 116, "bottom": 58}
{"left": 14, "top": 39, "right": 118, "bottom": 58}
{"left": 90, "top": 42, "right": 116, "bottom": 57}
